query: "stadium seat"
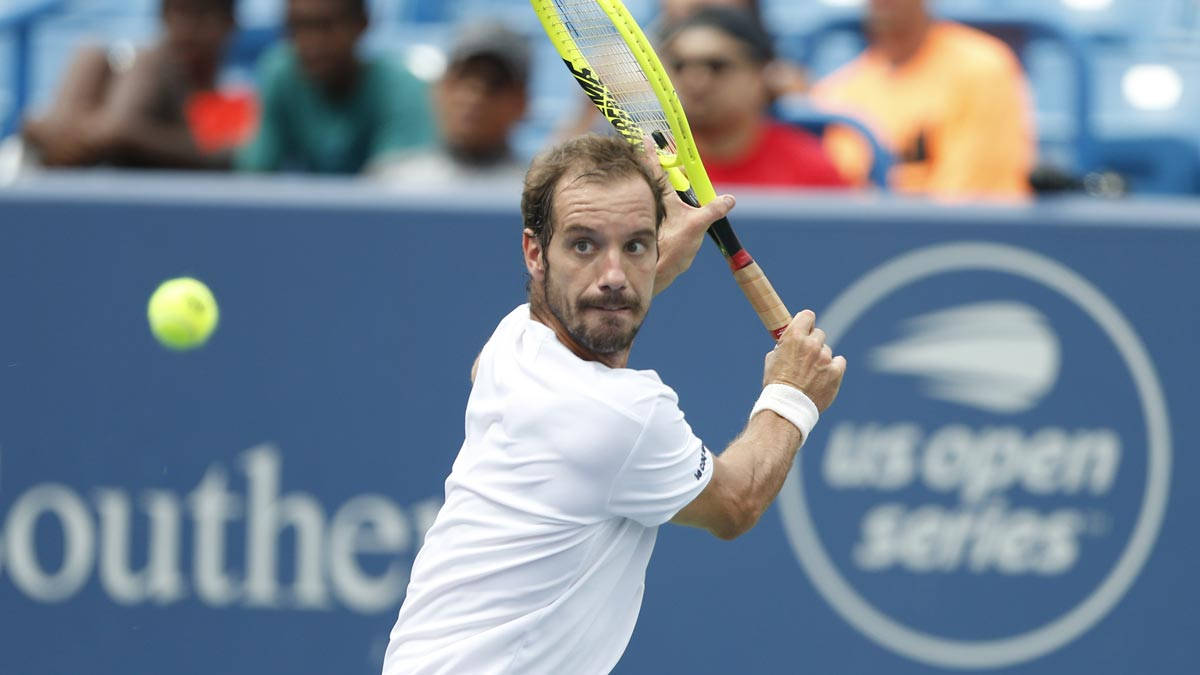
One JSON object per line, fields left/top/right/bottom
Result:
{"left": 774, "top": 97, "right": 894, "bottom": 189}
{"left": 1093, "top": 135, "right": 1200, "bottom": 194}
{"left": 0, "top": 0, "right": 68, "bottom": 138}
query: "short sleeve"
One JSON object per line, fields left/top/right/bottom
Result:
{"left": 606, "top": 394, "right": 713, "bottom": 527}
{"left": 368, "top": 58, "right": 435, "bottom": 163}
{"left": 235, "top": 45, "right": 291, "bottom": 172}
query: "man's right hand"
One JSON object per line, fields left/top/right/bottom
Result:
{"left": 762, "top": 310, "right": 846, "bottom": 412}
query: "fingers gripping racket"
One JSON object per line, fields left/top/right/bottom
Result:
{"left": 532, "top": 0, "right": 792, "bottom": 340}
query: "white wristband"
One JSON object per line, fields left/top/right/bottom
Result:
{"left": 750, "top": 383, "right": 820, "bottom": 445}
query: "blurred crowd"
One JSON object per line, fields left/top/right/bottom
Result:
{"left": 3, "top": 0, "right": 1063, "bottom": 201}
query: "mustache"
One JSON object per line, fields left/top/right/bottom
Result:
{"left": 578, "top": 289, "right": 641, "bottom": 312}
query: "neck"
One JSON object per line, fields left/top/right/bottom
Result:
{"left": 323, "top": 59, "right": 363, "bottom": 99}
{"left": 528, "top": 298, "right": 629, "bottom": 369}
{"left": 871, "top": 12, "right": 933, "bottom": 66}
{"left": 696, "top": 114, "right": 762, "bottom": 162}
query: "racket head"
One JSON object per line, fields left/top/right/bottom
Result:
{"left": 531, "top": 0, "right": 719, "bottom": 206}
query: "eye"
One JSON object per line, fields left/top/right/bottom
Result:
{"left": 625, "top": 240, "right": 649, "bottom": 255}
{"left": 572, "top": 239, "right": 595, "bottom": 254}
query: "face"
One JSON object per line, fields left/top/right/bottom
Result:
{"left": 664, "top": 26, "right": 767, "bottom": 133}
{"left": 286, "top": 0, "right": 366, "bottom": 88}
{"left": 867, "top": 0, "right": 926, "bottom": 32}
{"left": 162, "top": 0, "right": 234, "bottom": 77}
{"left": 435, "top": 57, "right": 527, "bottom": 155}
{"left": 525, "top": 175, "right": 659, "bottom": 362}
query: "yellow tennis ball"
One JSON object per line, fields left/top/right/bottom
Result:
{"left": 147, "top": 277, "right": 219, "bottom": 351}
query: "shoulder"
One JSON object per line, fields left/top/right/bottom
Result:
{"left": 365, "top": 54, "right": 426, "bottom": 92}
{"left": 933, "top": 22, "right": 1022, "bottom": 76}
{"left": 763, "top": 119, "right": 824, "bottom": 150}
{"left": 533, "top": 334, "right": 675, "bottom": 427}
{"left": 536, "top": 369, "right": 681, "bottom": 477}
{"left": 480, "top": 306, "right": 675, "bottom": 426}
{"left": 254, "top": 43, "right": 304, "bottom": 94}
{"left": 812, "top": 50, "right": 876, "bottom": 99}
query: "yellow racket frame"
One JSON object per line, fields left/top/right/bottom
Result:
{"left": 532, "top": 0, "right": 719, "bottom": 207}
{"left": 532, "top": 0, "right": 794, "bottom": 340}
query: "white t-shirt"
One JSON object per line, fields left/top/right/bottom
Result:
{"left": 383, "top": 304, "right": 713, "bottom": 674}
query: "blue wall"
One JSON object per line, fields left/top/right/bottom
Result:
{"left": 0, "top": 176, "right": 1197, "bottom": 673}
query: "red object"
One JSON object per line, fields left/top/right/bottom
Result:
{"left": 185, "top": 90, "right": 260, "bottom": 153}
{"left": 703, "top": 120, "right": 848, "bottom": 189}
{"left": 728, "top": 249, "right": 753, "bottom": 270}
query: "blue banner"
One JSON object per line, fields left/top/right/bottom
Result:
{"left": 0, "top": 176, "right": 1196, "bottom": 674}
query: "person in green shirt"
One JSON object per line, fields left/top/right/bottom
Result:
{"left": 237, "top": 0, "right": 434, "bottom": 174}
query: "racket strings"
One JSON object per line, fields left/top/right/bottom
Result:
{"left": 549, "top": 0, "right": 678, "bottom": 154}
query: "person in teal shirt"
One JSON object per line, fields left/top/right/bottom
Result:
{"left": 237, "top": 0, "right": 434, "bottom": 174}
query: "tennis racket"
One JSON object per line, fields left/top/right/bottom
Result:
{"left": 531, "top": 0, "right": 792, "bottom": 340}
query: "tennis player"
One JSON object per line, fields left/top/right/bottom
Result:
{"left": 382, "top": 135, "right": 845, "bottom": 674}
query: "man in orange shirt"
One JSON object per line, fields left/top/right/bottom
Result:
{"left": 810, "top": 0, "right": 1036, "bottom": 199}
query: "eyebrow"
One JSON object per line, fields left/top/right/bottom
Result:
{"left": 560, "top": 224, "right": 657, "bottom": 240}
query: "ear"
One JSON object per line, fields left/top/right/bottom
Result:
{"left": 522, "top": 228, "right": 545, "bottom": 281}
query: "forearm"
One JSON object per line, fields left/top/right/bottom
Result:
{"left": 718, "top": 411, "right": 804, "bottom": 522}
{"left": 23, "top": 116, "right": 105, "bottom": 166}
{"left": 102, "top": 120, "right": 225, "bottom": 169}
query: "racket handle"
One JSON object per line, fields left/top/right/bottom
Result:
{"left": 731, "top": 259, "right": 791, "bottom": 341}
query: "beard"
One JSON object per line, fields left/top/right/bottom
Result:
{"left": 542, "top": 264, "right": 645, "bottom": 355}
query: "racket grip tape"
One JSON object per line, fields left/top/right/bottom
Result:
{"left": 731, "top": 260, "right": 791, "bottom": 340}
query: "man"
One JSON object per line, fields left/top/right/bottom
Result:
{"left": 20, "top": 0, "right": 238, "bottom": 169}
{"left": 661, "top": 8, "right": 846, "bottom": 188}
{"left": 379, "top": 23, "right": 529, "bottom": 185}
{"left": 381, "top": 135, "right": 846, "bottom": 673}
{"left": 811, "top": 0, "right": 1036, "bottom": 198}
{"left": 236, "top": 0, "right": 434, "bottom": 174}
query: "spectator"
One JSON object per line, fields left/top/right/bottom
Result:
{"left": 379, "top": 23, "right": 529, "bottom": 185}
{"left": 660, "top": 8, "right": 846, "bottom": 189}
{"left": 20, "top": 0, "right": 239, "bottom": 169}
{"left": 237, "top": 0, "right": 434, "bottom": 174}
{"left": 810, "top": 0, "right": 1035, "bottom": 199}
{"left": 555, "top": 0, "right": 806, "bottom": 141}
{"left": 661, "top": 0, "right": 807, "bottom": 97}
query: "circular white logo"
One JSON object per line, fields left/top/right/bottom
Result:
{"left": 778, "top": 242, "right": 1172, "bottom": 669}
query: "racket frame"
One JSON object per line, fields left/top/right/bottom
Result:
{"left": 532, "top": 0, "right": 793, "bottom": 339}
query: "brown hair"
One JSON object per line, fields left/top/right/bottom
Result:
{"left": 521, "top": 134, "right": 667, "bottom": 254}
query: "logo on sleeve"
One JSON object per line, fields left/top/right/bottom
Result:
{"left": 776, "top": 242, "right": 1171, "bottom": 670}
{"left": 695, "top": 445, "right": 709, "bottom": 480}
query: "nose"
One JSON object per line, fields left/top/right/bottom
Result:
{"left": 597, "top": 248, "right": 628, "bottom": 292}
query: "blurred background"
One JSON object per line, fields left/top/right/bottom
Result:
{"left": 0, "top": 1, "right": 1197, "bottom": 674}
{"left": 1, "top": 0, "right": 1198, "bottom": 194}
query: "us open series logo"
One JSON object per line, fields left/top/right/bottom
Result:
{"left": 778, "top": 242, "right": 1172, "bottom": 669}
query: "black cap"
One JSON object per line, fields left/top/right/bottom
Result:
{"left": 661, "top": 7, "right": 775, "bottom": 63}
